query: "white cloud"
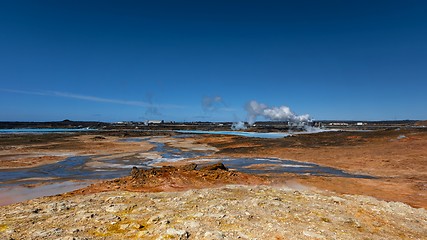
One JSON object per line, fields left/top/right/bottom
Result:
{"left": 0, "top": 88, "right": 186, "bottom": 109}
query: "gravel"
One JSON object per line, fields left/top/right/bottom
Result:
{"left": 1, "top": 185, "right": 426, "bottom": 239}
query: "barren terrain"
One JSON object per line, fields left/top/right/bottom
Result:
{"left": 1, "top": 128, "right": 427, "bottom": 239}
{"left": 195, "top": 129, "right": 427, "bottom": 208}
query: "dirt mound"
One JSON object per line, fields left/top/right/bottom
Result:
{"left": 69, "top": 163, "right": 268, "bottom": 195}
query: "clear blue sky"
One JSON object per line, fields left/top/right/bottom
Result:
{"left": 1, "top": 1, "right": 426, "bottom": 122}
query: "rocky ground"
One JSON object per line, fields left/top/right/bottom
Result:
{"left": 1, "top": 163, "right": 427, "bottom": 239}
{"left": 1, "top": 184, "right": 426, "bottom": 240}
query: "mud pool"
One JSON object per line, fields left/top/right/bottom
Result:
{"left": 0, "top": 136, "right": 375, "bottom": 205}
{"left": 0, "top": 136, "right": 374, "bottom": 186}
{"left": 197, "top": 158, "right": 375, "bottom": 178}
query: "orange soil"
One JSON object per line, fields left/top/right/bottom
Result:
{"left": 196, "top": 130, "right": 427, "bottom": 208}
{"left": 67, "top": 163, "right": 268, "bottom": 196}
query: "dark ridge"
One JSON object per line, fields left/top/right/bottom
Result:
{"left": 0, "top": 120, "right": 108, "bottom": 129}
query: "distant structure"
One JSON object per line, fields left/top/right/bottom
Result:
{"left": 145, "top": 120, "right": 164, "bottom": 125}
{"left": 329, "top": 122, "right": 349, "bottom": 126}
{"left": 313, "top": 121, "right": 323, "bottom": 128}
{"left": 287, "top": 121, "right": 311, "bottom": 127}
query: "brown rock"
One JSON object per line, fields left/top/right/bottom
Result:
{"left": 178, "top": 163, "right": 197, "bottom": 171}
{"left": 200, "top": 163, "right": 228, "bottom": 171}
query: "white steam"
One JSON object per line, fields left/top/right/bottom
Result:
{"left": 245, "top": 100, "right": 310, "bottom": 125}
{"left": 231, "top": 121, "right": 247, "bottom": 130}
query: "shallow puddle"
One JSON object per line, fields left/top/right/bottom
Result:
{"left": 0, "top": 181, "right": 91, "bottom": 206}
{"left": 195, "top": 158, "right": 375, "bottom": 178}
{"left": 0, "top": 156, "right": 140, "bottom": 190}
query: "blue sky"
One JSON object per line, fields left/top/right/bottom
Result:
{"left": 1, "top": 1, "right": 426, "bottom": 122}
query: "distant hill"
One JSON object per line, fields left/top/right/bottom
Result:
{"left": 0, "top": 120, "right": 109, "bottom": 129}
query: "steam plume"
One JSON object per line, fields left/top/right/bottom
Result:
{"left": 144, "top": 93, "right": 161, "bottom": 117}
{"left": 231, "top": 121, "right": 247, "bottom": 130}
{"left": 245, "top": 100, "right": 310, "bottom": 125}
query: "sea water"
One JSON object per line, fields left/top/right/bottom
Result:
{"left": 0, "top": 128, "right": 95, "bottom": 133}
